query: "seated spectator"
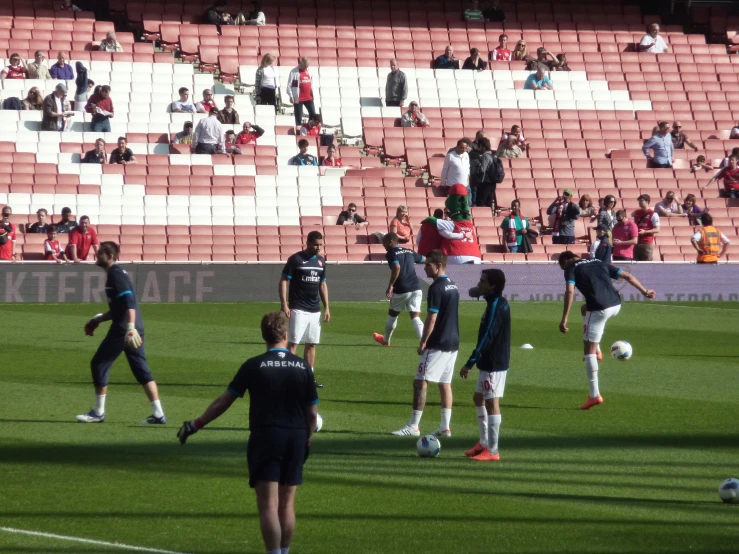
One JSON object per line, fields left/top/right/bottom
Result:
{"left": 60, "top": 0, "right": 82, "bottom": 11}
{"left": 639, "top": 23, "right": 668, "bottom": 54}
{"left": 598, "top": 195, "right": 618, "bottom": 231}
{"left": 704, "top": 155, "right": 739, "bottom": 198}
{"left": 720, "top": 147, "right": 739, "bottom": 169}
{"left": 547, "top": 189, "right": 581, "bottom": 245}
{"left": 171, "top": 87, "right": 196, "bottom": 113}
{"left": 56, "top": 207, "right": 77, "bottom": 234}
{"left": 526, "top": 47, "right": 559, "bottom": 72}
{"left": 682, "top": 194, "right": 703, "bottom": 225}
{"left": 611, "top": 210, "right": 638, "bottom": 261}
{"left": 217, "top": 95, "right": 240, "bottom": 124}
{"left": 691, "top": 155, "right": 714, "bottom": 174}
{"left": 554, "top": 54, "right": 570, "bottom": 71}
{"left": 336, "top": 203, "right": 367, "bottom": 226}
{"left": 196, "top": 89, "right": 218, "bottom": 113}
{"left": 524, "top": 68, "right": 553, "bottom": 90}
{"left": 109, "top": 137, "right": 137, "bottom": 165}
{"left": 66, "top": 216, "right": 99, "bottom": 263}
{"left": 99, "top": 32, "right": 123, "bottom": 53}
{"left": 82, "top": 138, "right": 107, "bottom": 164}
{"left": 49, "top": 51, "right": 74, "bottom": 80}
{"left": 434, "top": 46, "right": 460, "bottom": 70}
{"left": 482, "top": 0, "right": 506, "bottom": 22}
{"left": 691, "top": 213, "right": 730, "bottom": 264}
{"left": 192, "top": 110, "right": 225, "bottom": 154}
{"left": 22, "top": 88, "right": 43, "bottom": 111}
{"left": 28, "top": 209, "right": 51, "bottom": 233}
{"left": 224, "top": 130, "right": 242, "bottom": 155}
{"left": 501, "top": 125, "right": 527, "bottom": 149}
{"left": 500, "top": 199, "right": 530, "bottom": 253}
{"left": 1, "top": 53, "right": 27, "bottom": 80}
{"left": 389, "top": 205, "right": 412, "bottom": 244}
{"left": 41, "top": 84, "right": 74, "bottom": 132}
{"left": 44, "top": 227, "right": 67, "bottom": 263}
{"left": 242, "top": 1, "right": 266, "bottom": 25}
{"left": 671, "top": 121, "right": 698, "bottom": 151}
{"left": 74, "top": 62, "right": 89, "bottom": 109}
{"left": 255, "top": 54, "right": 278, "bottom": 107}
{"left": 578, "top": 194, "right": 597, "bottom": 221}
{"left": 496, "top": 135, "right": 523, "bottom": 158}
{"left": 512, "top": 40, "right": 528, "bottom": 61}
{"left": 400, "top": 102, "right": 430, "bottom": 128}
{"left": 85, "top": 85, "right": 114, "bottom": 133}
{"left": 236, "top": 122, "right": 265, "bottom": 145}
{"left": 288, "top": 139, "right": 317, "bottom": 166}
{"left": 174, "top": 122, "right": 194, "bottom": 145}
{"left": 462, "top": 48, "right": 487, "bottom": 70}
{"left": 489, "top": 34, "right": 511, "bottom": 61}
{"left": 203, "top": 0, "right": 234, "bottom": 26}
{"left": 26, "top": 50, "right": 51, "bottom": 80}
{"left": 589, "top": 225, "right": 612, "bottom": 264}
{"left": 322, "top": 145, "right": 343, "bottom": 167}
{"left": 730, "top": 122, "right": 739, "bottom": 140}
{"left": 655, "top": 191, "right": 687, "bottom": 218}
{"left": 300, "top": 116, "right": 322, "bottom": 136}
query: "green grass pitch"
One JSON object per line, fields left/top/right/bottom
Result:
{"left": 1, "top": 300, "right": 738, "bottom": 554}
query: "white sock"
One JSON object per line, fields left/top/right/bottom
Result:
{"left": 584, "top": 354, "right": 600, "bottom": 397}
{"left": 94, "top": 394, "right": 106, "bottom": 415}
{"left": 476, "top": 406, "right": 487, "bottom": 445}
{"left": 411, "top": 317, "right": 424, "bottom": 340}
{"left": 440, "top": 408, "right": 451, "bottom": 431}
{"left": 487, "top": 414, "right": 501, "bottom": 453}
{"left": 409, "top": 409, "right": 423, "bottom": 429}
{"left": 383, "top": 315, "right": 398, "bottom": 343}
{"left": 151, "top": 399, "right": 164, "bottom": 418}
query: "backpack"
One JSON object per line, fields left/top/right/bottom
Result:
{"left": 479, "top": 152, "right": 505, "bottom": 184}
{"left": 2, "top": 97, "right": 22, "bottom": 111}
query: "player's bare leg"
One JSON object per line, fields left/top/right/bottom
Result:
{"left": 465, "top": 391, "right": 487, "bottom": 457}
{"left": 581, "top": 305, "right": 602, "bottom": 360}
{"left": 433, "top": 383, "right": 453, "bottom": 437}
{"left": 255, "top": 481, "right": 282, "bottom": 552}
{"left": 287, "top": 342, "right": 298, "bottom": 355}
{"left": 392, "top": 379, "right": 425, "bottom": 436}
{"left": 278, "top": 485, "right": 297, "bottom": 553}
{"left": 581, "top": 340, "right": 604, "bottom": 410}
{"left": 303, "top": 343, "right": 323, "bottom": 388}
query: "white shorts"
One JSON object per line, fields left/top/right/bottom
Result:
{"left": 390, "top": 290, "right": 422, "bottom": 313}
{"left": 289, "top": 309, "right": 321, "bottom": 345}
{"left": 583, "top": 305, "right": 621, "bottom": 343}
{"left": 475, "top": 370, "right": 507, "bottom": 400}
{"left": 415, "top": 349, "right": 458, "bottom": 384}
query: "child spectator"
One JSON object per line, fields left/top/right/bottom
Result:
{"left": 44, "top": 228, "right": 67, "bottom": 263}
{"left": 224, "top": 130, "right": 242, "bottom": 155}
{"left": 28, "top": 209, "right": 51, "bottom": 233}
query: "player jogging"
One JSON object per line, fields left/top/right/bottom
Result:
{"left": 460, "top": 269, "right": 510, "bottom": 462}
{"left": 178, "top": 312, "right": 318, "bottom": 554}
{"left": 393, "top": 250, "right": 459, "bottom": 437}
{"left": 76, "top": 241, "right": 166, "bottom": 424}
{"left": 373, "top": 232, "right": 425, "bottom": 346}
{"left": 279, "top": 230, "right": 330, "bottom": 388}
{"left": 558, "top": 251, "right": 655, "bottom": 409}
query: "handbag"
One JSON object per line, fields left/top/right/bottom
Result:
{"left": 519, "top": 232, "right": 534, "bottom": 254}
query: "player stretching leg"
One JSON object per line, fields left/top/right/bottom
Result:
{"left": 460, "top": 269, "right": 510, "bottom": 462}
{"left": 76, "top": 241, "right": 166, "bottom": 424}
{"left": 393, "top": 250, "right": 459, "bottom": 437}
{"left": 373, "top": 232, "right": 425, "bottom": 346}
{"left": 558, "top": 251, "right": 655, "bottom": 410}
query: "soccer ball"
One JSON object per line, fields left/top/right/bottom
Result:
{"left": 611, "top": 340, "right": 633, "bottom": 360}
{"left": 718, "top": 478, "right": 739, "bottom": 504}
{"left": 315, "top": 413, "right": 323, "bottom": 433}
{"left": 416, "top": 435, "right": 441, "bottom": 458}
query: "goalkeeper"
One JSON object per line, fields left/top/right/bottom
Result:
{"left": 75, "top": 241, "right": 166, "bottom": 425}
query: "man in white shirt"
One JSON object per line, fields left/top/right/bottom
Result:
{"left": 639, "top": 23, "right": 668, "bottom": 54}
{"left": 192, "top": 110, "right": 225, "bottom": 154}
{"left": 171, "top": 87, "right": 196, "bottom": 113}
{"left": 655, "top": 191, "right": 687, "bottom": 219}
{"left": 440, "top": 138, "right": 471, "bottom": 190}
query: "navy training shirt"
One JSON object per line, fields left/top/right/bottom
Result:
{"left": 386, "top": 246, "right": 425, "bottom": 294}
{"left": 565, "top": 258, "right": 623, "bottom": 311}
{"left": 282, "top": 250, "right": 327, "bottom": 313}
{"left": 105, "top": 264, "right": 144, "bottom": 335}
{"left": 465, "top": 293, "right": 511, "bottom": 372}
{"left": 227, "top": 348, "right": 319, "bottom": 430}
{"left": 425, "top": 274, "right": 460, "bottom": 351}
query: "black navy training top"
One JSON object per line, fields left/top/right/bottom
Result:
{"left": 426, "top": 275, "right": 460, "bottom": 352}
{"left": 465, "top": 292, "right": 510, "bottom": 372}
{"left": 105, "top": 264, "right": 144, "bottom": 335}
{"left": 282, "top": 250, "right": 327, "bottom": 313}
{"left": 565, "top": 258, "right": 622, "bottom": 311}
{"left": 386, "top": 246, "right": 424, "bottom": 294}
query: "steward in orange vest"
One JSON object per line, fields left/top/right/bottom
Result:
{"left": 691, "top": 213, "right": 728, "bottom": 263}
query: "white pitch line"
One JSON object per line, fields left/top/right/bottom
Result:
{"left": 0, "top": 527, "right": 192, "bottom": 554}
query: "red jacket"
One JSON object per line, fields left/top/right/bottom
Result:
{"left": 417, "top": 221, "right": 442, "bottom": 256}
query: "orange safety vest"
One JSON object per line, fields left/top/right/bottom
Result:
{"left": 696, "top": 226, "right": 721, "bottom": 263}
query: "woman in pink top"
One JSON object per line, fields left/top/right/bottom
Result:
{"left": 389, "top": 205, "right": 412, "bottom": 244}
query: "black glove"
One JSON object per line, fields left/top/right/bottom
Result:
{"left": 177, "top": 420, "right": 199, "bottom": 445}
{"left": 304, "top": 439, "right": 312, "bottom": 462}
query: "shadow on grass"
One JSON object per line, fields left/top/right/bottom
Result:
{"left": 52, "top": 381, "right": 225, "bottom": 387}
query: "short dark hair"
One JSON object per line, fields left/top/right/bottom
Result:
{"left": 511, "top": 125, "right": 521, "bottom": 133}
{"left": 458, "top": 137, "right": 472, "bottom": 147}
{"left": 477, "top": 137, "right": 491, "bottom": 151}
{"left": 701, "top": 213, "right": 713, "bottom": 226}
{"left": 37, "top": 208, "right": 48, "bottom": 215}
{"left": 481, "top": 268, "right": 506, "bottom": 292}
{"left": 307, "top": 230, "right": 323, "bottom": 244}
{"left": 225, "top": 130, "right": 235, "bottom": 136}
{"left": 616, "top": 209, "right": 626, "bottom": 218}
{"left": 225, "top": 94, "right": 234, "bottom": 102}
{"left": 100, "top": 85, "right": 111, "bottom": 93}
{"left": 99, "top": 241, "right": 119, "bottom": 260}
{"left": 383, "top": 232, "right": 399, "bottom": 245}
{"left": 433, "top": 208, "right": 444, "bottom": 218}
{"left": 184, "top": 121, "right": 193, "bottom": 129}
{"left": 298, "top": 139, "right": 310, "bottom": 148}
{"left": 558, "top": 251, "right": 579, "bottom": 265}
{"left": 261, "top": 312, "right": 288, "bottom": 344}
{"left": 117, "top": 136, "right": 127, "bottom": 143}
{"left": 79, "top": 215, "right": 90, "bottom": 224}
{"left": 88, "top": 79, "right": 95, "bottom": 86}
{"left": 658, "top": 121, "right": 669, "bottom": 130}
{"left": 47, "top": 227, "right": 57, "bottom": 235}
{"left": 178, "top": 87, "right": 189, "bottom": 95}
{"left": 637, "top": 193, "right": 651, "bottom": 203}
{"left": 470, "top": 47, "right": 479, "bottom": 56}
{"left": 425, "top": 249, "right": 447, "bottom": 268}
{"left": 347, "top": 202, "right": 357, "bottom": 210}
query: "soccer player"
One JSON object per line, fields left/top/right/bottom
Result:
{"left": 373, "top": 232, "right": 425, "bottom": 346}
{"left": 460, "top": 269, "right": 510, "bottom": 462}
{"left": 558, "top": 251, "right": 655, "bottom": 409}
{"left": 76, "top": 242, "right": 166, "bottom": 424}
{"left": 279, "top": 230, "right": 330, "bottom": 388}
{"left": 393, "top": 250, "right": 459, "bottom": 437}
{"left": 178, "top": 312, "right": 318, "bottom": 554}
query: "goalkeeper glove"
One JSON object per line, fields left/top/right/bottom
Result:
{"left": 177, "top": 419, "right": 203, "bottom": 445}
{"left": 124, "top": 323, "right": 142, "bottom": 349}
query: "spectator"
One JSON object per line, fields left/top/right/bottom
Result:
{"left": 322, "top": 145, "right": 343, "bottom": 167}
{"left": 1, "top": 53, "right": 27, "bottom": 80}
{"left": 578, "top": 194, "right": 597, "bottom": 221}
{"left": 470, "top": 130, "right": 486, "bottom": 157}
{"left": 385, "top": 59, "right": 408, "bottom": 107}
{"left": 704, "top": 155, "right": 739, "bottom": 198}
{"left": 255, "top": 54, "right": 278, "bottom": 107}
{"left": 224, "top": 130, "right": 242, "bottom": 155}
{"left": 173, "top": 122, "right": 194, "bottom": 145}
{"left": 389, "top": 205, "right": 412, "bottom": 244}
{"left": 22, "top": 88, "right": 43, "bottom": 111}
{"left": 85, "top": 85, "right": 114, "bottom": 133}
{"left": 400, "top": 102, "right": 429, "bottom": 128}
{"left": 473, "top": 137, "right": 504, "bottom": 209}
{"left": 217, "top": 95, "right": 240, "bottom": 124}
{"left": 691, "top": 155, "right": 713, "bottom": 174}
{"left": 500, "top": 200, "right": 530, "bottom": 253}
{"left": 26, "top": 51, "right": 51, "bottom": 80}
{"left": 236, "top": 122, "right": 265, "bottom": 145}
{"left": 682, "top": 194, "right": 703, "bottom": 225}
{"left": 589, "top": 225, "right": 612, "bottom": 264}
{"left": 489, "top": 34, "right": 511, "bottom": 61}
{"left": 49, "top": 51, "right": 74, "bottom": 80}
{"left": 28, "top": 209, "right": 51, "bottom": 233}
{"left": 242, "top": 1, "right": 266, "bottom": 25}
{"left": 66, "top": 216, "right": 99, "bottom": 263}
{"left": 597, "top": 195, "right": 617, "bottom": 231}
{"left": 336, "top": 203, "right": 367, "bottom": 226}
{"left": 730, "top": 122, "right": 739, "bottom": 140}
{"left": 203, "top": 0, "right": 233, "bottom": 26}
{"left": 462, "top": 48, "right": 487, "bottom": 71}
{"left": 192, "top": 110, "right": 225, "bottom": 154}
{"left": 554, "top": 54, "right": 570, "bottom": 71}
{"left": 196, "top": 89, "right": 218, "bottom": 114}
{"left": 416, "top": 208, "right": 444, "bottom": 256}
{"left": 109, "top": 137, "right": 137, "bottom": 164}
{"left": 287, "top": 57, "right": 317, "bottom": 129}
{"left": 0, "top": 206, "right": 17, "bottom": 262}
{"left": 526, "top": 47, "right": 559, "bottom": 72}
{"left": 171, "top": 87, "right": 197, "bottom": 113}
{"left": 611, "top": 210, "right": 638, "bottom": 261}
{"left": 300, "top": 116, "right": 322, "bottom": 137}
{"left": 74, "top": 62, "right": 89, "bottom": 109}
{"left": 691, "top": 213, "right": 729, "bottom": 264}
{"left": 642, "top": 121, "right": 673, "bottom": 168}
{"left": 512, "top": 40, "right": 528, "bottom": 61}
{"left": 546, "top": 189, "right": 581, "bottom": 245}
{"left": 56, "top": 207, "right": 77, "bottom": 234}
{"left": 655, "top": 191, "right": 687, "bottom": 218}
{"left": 639, "top": 23, "right": 668, "bottom": 54}
{"left": 524, "top": 67, "right": 553, "bottom": 90}
{"left": 434, "top": 45, "right": 460, "bottom": 70}
{"left": 82, "top": 138, "right": 107, "bottom": 164}
{"left": 44, "top": 227, "right": 67, "bottom": 263}
{"left": 41, "top": 84, "right": 74, "bottom": 131}
{"left": 495, "top": 134, "right": 523, "bottom": 158}
{"left": 632, "top": 194, "right": 660, "bottom": 261}
{"left": 501, "top": 125, "right": 527, "bottom": 150}
{"left": 99, "top": 31, "right": 123, "bottom": 53}
{"left": 483, "top": 0, "right": 506, "bottom": 22}
{"left": 719, "top": 147, "right": 739, "bottom": 169}
{"left": 440, "top": 138, "right": 471, "bottom": 189}
{"left": 670, "top": 121, "right": 698, "bottom": 151}
{"left": 287, "top": 139, "right": 317, "bottom": 166}
{"left": 60, "top": 0, "right": 82, "bottom": 11}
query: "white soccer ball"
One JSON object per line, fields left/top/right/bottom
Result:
{"left": 315, "top": 413, "right": 323, "bottom": 433}
{"left": 416, "top": 435, "right": 441, "bottom": 458}
{"left": 719, "top": 478, "right": 739, "bottom": 504}
{"left": 611, "top": 340, "right": 633, "bottom": 360}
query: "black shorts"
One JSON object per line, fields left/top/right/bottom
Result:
{"left": 247, "top": 428, "right": 308, "bottom": 488}
{"left": 91, "top": 331, "right": 153, "bottom": 387}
